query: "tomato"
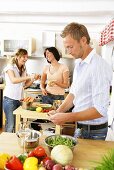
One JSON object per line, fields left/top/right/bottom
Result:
{"left": 28, "top": 150, "right": 35, "bottom": 157}
{"left": 42, "top": 156, "right": 51, "bottom": 164}
{"left": 33, "top": 146, "right": 46, "bottom": 157}
{"left": 5, "top": 155, "right": 23, "bottom": 170}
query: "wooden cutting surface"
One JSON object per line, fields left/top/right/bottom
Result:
{"left": 13, "top": 106, "right": 49, "bottom": 119}
{"left": 0, "top": 132, "right": 114, "bottom": 169}
{"left": 13, "top": 106, "right": 49, "bottom": 132}
{"left": 13, "top": 106, "right": 59, "bottom": 134}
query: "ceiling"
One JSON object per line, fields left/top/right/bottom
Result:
{"left": 0, "top": 0, "right": 113, "bottom": 31}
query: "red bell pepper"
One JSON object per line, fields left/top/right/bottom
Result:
{"left": 5, "top": 155, "right": 23, "bottom": 170}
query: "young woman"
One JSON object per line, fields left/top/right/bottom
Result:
{"left": 3, "top": 48, "right": 40, "bottom": 132}
{"left": 40, "top": 47, "right": 69, "bottom": 105}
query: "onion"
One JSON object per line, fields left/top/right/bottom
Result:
{"left": 52, "top": 164, "right": 63, "bottom": 170}
{"left": 44, "top": 159, "right": 55, "bottom": 170}
{"left": 65, "top": 165, "right": 75, "bottom": 170}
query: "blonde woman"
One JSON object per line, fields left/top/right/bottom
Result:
{"left": 3, "top": 48, "right": 40, "bottom": 132}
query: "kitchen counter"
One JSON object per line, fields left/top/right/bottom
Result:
{"left": 0, "top": 132, "right": 114, "bottom": 169}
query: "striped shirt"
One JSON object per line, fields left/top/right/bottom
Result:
{"left": 70, "top": 49, "right": 113, "bottom": 125}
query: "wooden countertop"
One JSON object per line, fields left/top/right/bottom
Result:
{"left": 0, "top": 132, "right": 114, "bottom": 169}
{"left": 0, "top": 83, "right": 5, "bottom": 89}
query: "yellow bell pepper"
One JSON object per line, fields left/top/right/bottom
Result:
{"left": 23, "top": 157, "right": 38, "bottom": 170}
{"left": 0, "top": 153, "right": 11, "bottom": 169}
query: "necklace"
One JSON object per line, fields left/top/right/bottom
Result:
{"left": 49, "top": 64, "right": 60, "bottom": 74}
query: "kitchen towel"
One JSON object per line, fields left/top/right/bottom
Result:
{"left": 99, "top": 19, "right": 114, "bottom": 46}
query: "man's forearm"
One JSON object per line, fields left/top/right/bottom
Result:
{"left": 57, "top": 93, "right": 74, "bottom": 113}
{"left": 65, "top": 107, "right": 102, "bottom": 123}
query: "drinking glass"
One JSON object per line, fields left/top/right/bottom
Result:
{"left": 17, "top": 121, "right": 31, "bottom": 154}
{"left": 53, "top": 100, "right": 63, "bottom": 110}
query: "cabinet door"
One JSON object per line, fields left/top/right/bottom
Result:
{"left": 42, "top": 31, "right": 55, "bottom": 47}
{"left": 1, "top": 38, "right": 33, "bottom": 56}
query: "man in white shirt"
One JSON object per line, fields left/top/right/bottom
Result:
{"left": 49, "top": 22, "right": 113, "bottom": 140}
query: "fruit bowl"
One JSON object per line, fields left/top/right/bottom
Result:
{"left": 45, "top": 134, "right": 77, "bottom": 152}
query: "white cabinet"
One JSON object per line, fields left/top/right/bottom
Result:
{"left": 42, "top": 32, "right": 55, "bottom": 47}
{"left": 55, "top": 33, "right": 73, "bottom": 58}
{"left": 1, "top": 38, "right": 34, "bottom": 56}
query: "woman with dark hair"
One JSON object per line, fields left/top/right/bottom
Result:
{"left": 3, "top": 48, "right": 40, "bottom": 132}
{"left": 40, "top": 47, "right": 69, "bottom": 105}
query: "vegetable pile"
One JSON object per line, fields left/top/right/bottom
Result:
{"left": 3, "top": 145, "right": 78, "bottom": 170}
{"left": 45, "top": 135, "right": 76, "bottom": 149}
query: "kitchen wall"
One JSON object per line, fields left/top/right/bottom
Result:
{"left": 0, "top": 0, "right": 113, "bottom": 76}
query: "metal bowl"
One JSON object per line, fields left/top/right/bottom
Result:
{"left": 45, "top": 134, "right": 77, "bottom": 152}
{"left": 16, "top": 129, "right": 41, "bottom": 149}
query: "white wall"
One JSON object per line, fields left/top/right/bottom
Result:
{"left": 0, "top": 0, "right": 113, "bottom": 74}
{"left": 0, "top": 0, "right": 113, "bottom": 57}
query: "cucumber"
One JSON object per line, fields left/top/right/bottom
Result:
{"left": 27, "top": 107, "right": 36, "bottom": 111}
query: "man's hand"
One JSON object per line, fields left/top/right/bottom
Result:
{"left": 48, "top": 110, "right": 56, "bottom": 116}
{"left": 49, "top": 112, "right": 67, "bottom": 125}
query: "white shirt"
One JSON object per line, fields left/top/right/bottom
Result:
{"left": 70, "top": 49, "right": 113, "bottom": 125}
{"left": 4, "top": 64, "right": 26, "bottom": 100}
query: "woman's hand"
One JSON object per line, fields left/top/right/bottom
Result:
{"left": 41, "top": 88, "right": 48, "bottom": 95}
{"left": 34, "top": 74, "right": 41, "bottom": 80}
{"left": 30, "top": 74, "right": 41, "bottom": 81}
{"left": 48, "top": 80, "right": 56, "bottom": 87}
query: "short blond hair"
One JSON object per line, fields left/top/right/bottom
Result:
{"left": 61, "top": 22, "right": 90, "bottom": 44}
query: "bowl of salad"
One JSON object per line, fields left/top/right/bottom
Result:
{"left": 44, "top": 134, "right": 77, "bottom": 152}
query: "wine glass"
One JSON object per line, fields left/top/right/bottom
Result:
{"left": 17, "top": 121, "right": 31, "bottom": 154}
{"left": 53, "top": 100, "right": 63, "bottom": 135}
{"left": 53, "top": 100, "right": 63, "bottom": 110}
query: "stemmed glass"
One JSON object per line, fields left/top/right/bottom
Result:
{"left": 53, "top": 100, "right": 63, "bottom": 135}
{"left": 17, "top": 121, "right": 31, "bottom": 154}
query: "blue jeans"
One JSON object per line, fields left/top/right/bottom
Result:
{"left": 42, "top": 93, "right": 64, "bottom": 105}
{"left": 74, "top": 127, "right": 108, "bottom": 140}
{"left": 3, "top": 96, "right": 21, "bottom": 132}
